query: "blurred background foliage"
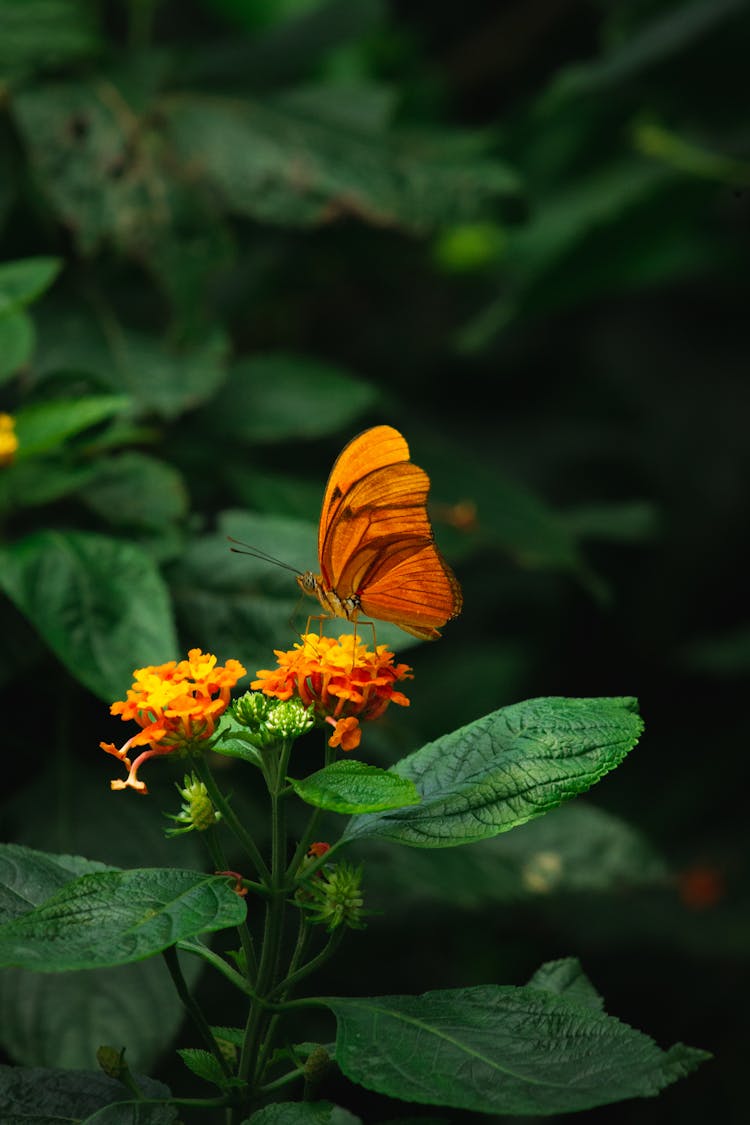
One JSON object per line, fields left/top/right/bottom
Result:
{"left": 0, "top": 0, "right": 748, "bottom": 1120}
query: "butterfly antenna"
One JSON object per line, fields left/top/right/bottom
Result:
{"left": 227, "top": 536, "right": 301, "bottom": 574}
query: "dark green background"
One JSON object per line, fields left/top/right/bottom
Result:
{"left": 1, "top": 0, "right": 747, "bottom": 1121}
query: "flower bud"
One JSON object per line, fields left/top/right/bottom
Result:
{"left": 233, "top": 690, "right": 274, "bottom": 728}
{"left": 165, "top": 773, "right": 220, "bottom": 836}
{"left": 302, "top": 862, "right": 366, "bottom": 932}
{"left": 265, "top": 698, "right": 314, "bottom": 740}
{"left": 96, "top": 1046, "right": 128, "bottom": 1080}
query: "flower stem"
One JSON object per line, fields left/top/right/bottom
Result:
{"left": 269, "top": 927, "right": 343, "bottom": 999}
{"left": 200, "top": 827, "right": 260, "bottom": 983}
{"left": 162, "top": 945, "right": 232, "bottom": 1079}
{"left": 177, "top": 940, "right": 258, "bottom": 998}
{"left": 192, "top": 755, "right": 270, "bottom": 882}
{"left": 235, "top": 739, "right": 293, "bottom": 1111}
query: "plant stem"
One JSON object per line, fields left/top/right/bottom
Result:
{"left": 258, "top": 1065, "right": 307, "bottom": 1094}
{"left": 270, "top": 927, "right": 343, "bottom": 999}
{"left": 201, "top": 825, "right": 259, "bottom": 983}
{"left": 162, "top": 946, "right": 232, "bottom": 1079}
{"left": 177, "top": 940, "right": 258, "bottom": 998}
{"left": 192, "top": 754, "right": 270, "bottom": 882}
{"left": 236, "top": 738, "right": 294, "bottom": 1113}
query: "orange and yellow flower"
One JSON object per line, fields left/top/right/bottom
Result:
{"left": 101, "top": 649, "right": 246, "bottom": 794}
{"left": 251, "top": 633, "right": 412, "bottom": 753}
{"left": 0, "top": 414, "right": 18, "bottom": 467}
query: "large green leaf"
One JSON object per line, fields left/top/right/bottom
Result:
{"left": 0, "top": 955, "right": 201, "bottom": 1071}
{"left": 0, "top": 257, "right": 62, "bottom": 315}
{"left": 291, "top": 761, "right": 420, "bottom": 815}
{"left": 0, "top": 1064, "right": 176, "bottom": 1124}
{"left": 246, "top": 1103, "right": 361, "bottom": 1125}
{"left": 0, "top": 460, "right": 97, "bottom": 514}
{"left": 0, "top": 309, "right": 33, "bottom": 382}
{"left": 13, "top": 395, "right": 130, "bottom": 458}
{"left": 207, "top": 354, "right": 379, "bottom": 442}
{"left": 30, "top": 294, "right": 229, "bottom": 418}
{"left": 321, "top": 963, "right": 708, "bottom": 1114}
{"left": 11, "top": 81, "right": 159, "bottom": 256}
{"left": 0, "top": 777, "right": 206, "bottom": 1070}
{"left": 0, "top": 864, "right": 246, "bottom": 971}
{"left": 78, "top": 452, "right": 189, "bottom": 530}
{"left": 343, "top": 697, "right": 643, "bottom": 847}
{"left": 0, "top": 850, "right": 203, "bottom": 1069}
{"left": 163, "top": 93, "right": 519, "bottom": 231}
{"left": 0, "top": 530, "right": 178, "bottom": 700}
{"left": 0, "top": 846, "right": 112, "bottom": 926}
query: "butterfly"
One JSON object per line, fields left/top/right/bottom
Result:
{"left": 296, "top": 425, "right": 462, "bottom": 640}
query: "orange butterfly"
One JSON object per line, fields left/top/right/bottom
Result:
{"left": 297, "top": 425, "right": 462, "bottom": 640}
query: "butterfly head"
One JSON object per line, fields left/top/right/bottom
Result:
{"left": 297, "top": 570, "right": 319, "bottom": 597}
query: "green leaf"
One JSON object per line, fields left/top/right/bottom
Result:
{"left": 291, "top": 760, "right": 420, "bottom": 814}
{"left": 78, "top": 452, "right": 189, "bottom": 530}
{"left": 0, "top": 459, "right": 95, "bottom": 514}
{"left": 0, "top": 0, "right": 101, "bottom": 76}
{"left": 0, "top": 845, "right": 113, "bottom": 925}
{"left": 0, "top": 257, "right": 62, "bottom": 315}
{"left": 0, "top": 530, "right": 178, "bottom": 700}
{"left": 95, "top": 327, "right": 229, "bottom": 420}
{"left": 31, "top": 300, "right": 228, "bottom": 417}
{"left": 171, "top": 509, "right": 315, "bottom": 674}
{"left": 177, "top": 1048, "right": 231, "bottom": 1089}
{"left": 0, "top": 309, "right": 34, "bottom": 382}
{"left": 246, "top": 1103, "right": 361, "bottom": 1125}
{"left": 0, "top": 783, "right": 206, "bottom": 1071}
{"left": 208, "top": 354, "right": 379, "bottom": 442}
{"left": 343, "top": 697, "right": 644, "bottom": 847}
{"left": 11, "top": 81, "right": 156, "bottom": 257}
{"left": 526, "top": 956, "right": 604, "bottom": 1011}
{"left": 163, "top": 94, "right": 519, "bottom": 231}
{"left": 0, "top": 1064, "right": 176, "bottom": 1124}
{"left": 0, "top": 955, "right": 203, "bottom": 1071}
{"left": 0, "top": 867, "right": 246, "bottom": 971}
{"left": 321, "top": 978, "right": 708, "bottom": 1115}
{"left": 13, "top": 395, "right": 130, "bottom": 458}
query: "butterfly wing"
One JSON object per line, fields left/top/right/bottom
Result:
{"left": 318, "top": 426, "right": 462, "bottom": 638}
{"left": 318, "top": 425, "right": 410, "bottom": 566}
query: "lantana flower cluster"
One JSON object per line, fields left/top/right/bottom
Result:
{"left": 101, "top": 649, "right": 246, "bottom": 793}
{"left": 251, "top": 632, "right": 412, "bottom": 752}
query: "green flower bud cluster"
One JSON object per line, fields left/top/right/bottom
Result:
{"left": 232, "top": 692, "right": 313, "bottom": 748}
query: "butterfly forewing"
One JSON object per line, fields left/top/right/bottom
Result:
{"left": 321, "top": 462, "right": 432, "bottom": 593}
{"left": 319, "top": 425, "right": 410, "bottom": 560}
